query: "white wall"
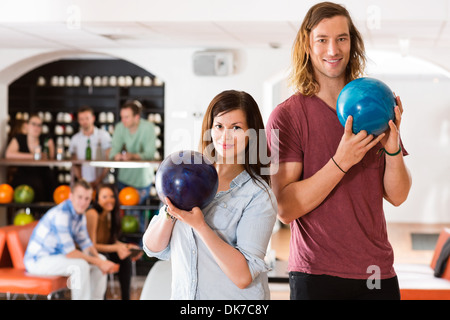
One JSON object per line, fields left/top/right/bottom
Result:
{"left": 379, "top": 76, "right": 450, "bottom": 223}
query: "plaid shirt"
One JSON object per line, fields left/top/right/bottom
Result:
{"left": 24, "top": 200, "right": 93, "bottom": 266}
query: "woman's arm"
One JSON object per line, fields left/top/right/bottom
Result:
{"left": 165, "top": 198, "right": 252, "bottom": 289}
{"left": 143, "top": 207, "right": 176, "bottom": 253}
{"left": 5, "top": 138, "right": 33, "bottom": 159}
{"left": 47, "top": 138, "right": 56, "bottom": 159}
{"left": 85, "top": 209, "right": 131, "bottom": 257}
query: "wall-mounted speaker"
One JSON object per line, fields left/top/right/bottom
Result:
{"left": 192, "top": 51, "right": 234, "bottom": 76}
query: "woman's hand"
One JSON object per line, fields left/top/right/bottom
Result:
{"left": 115, "top": 241, "right": 131, "bottom": 260}
{"left": 165, "top": 197, "right": 207, "bottom": 232}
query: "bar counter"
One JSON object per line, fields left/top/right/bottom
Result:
{"left": 0, "top": 158, "right": 161, "bottom": 169}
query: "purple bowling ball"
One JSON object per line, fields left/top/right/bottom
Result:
{"left": 155, "top": 150, "right": 218, "bottom": 211}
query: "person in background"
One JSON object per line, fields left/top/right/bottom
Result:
{"left": 266, "top": 2, "right": 412, "bottom": 300}
{"left": 7, "top": 119, "right": 28, "bottom": 144}
{"left": 85, "top": 183, "right": 142, "bottom": 300}
{"left": 143, "top": 90, "right": 277, "bottom": 299}
{"left": 109, "top": 100, "right": 156, "bottom": 231}
{"left": 69, "top": 106, "right": 112, "bottom": 189}
{"left": 24, "top": 179, "right": 118, "bottom": 300}
{"left": 5, "top": 113, "right": 56, "bottom": 201}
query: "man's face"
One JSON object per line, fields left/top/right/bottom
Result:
{"left": 120, "top": 107, "right": 139, "bottom": 129}
{"left": 69, "top": 186, "right": 93, "bottom": 214}
{"left": 77, "top": 111, "right": 95, "bottom": 132}
{"left": 309, "top": 15, "right": 351, "bottom": 82}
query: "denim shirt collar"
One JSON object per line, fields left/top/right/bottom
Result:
{"left": 229, "top": 170, "right": 251, "bottom": 188}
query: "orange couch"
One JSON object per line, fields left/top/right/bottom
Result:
{"left": 396, "top": 228, "right": 450, "bottom": 300}
{"left": 0, "top": 222, "right": 68, "bottom": 299}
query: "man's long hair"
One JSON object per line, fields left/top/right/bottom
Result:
{"left": 290, "top": 2, "right": 367, "bottom": 96}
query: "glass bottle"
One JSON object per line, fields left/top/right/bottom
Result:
{"left": 95, "top": 140, "right": 103, "bottom": 160}
{"left": 85, "top": 138, "right": 92, "bottom": 160}
{"left": 121, "top": 143, "right": 127, "bottom": 157}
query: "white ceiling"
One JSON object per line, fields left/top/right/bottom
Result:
{"left": 0, "top": 0, "right": 449, "bottom": 71}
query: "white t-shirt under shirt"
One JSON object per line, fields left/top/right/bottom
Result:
{"left": 68, "top": 127, "right": 112, "bottom": 182}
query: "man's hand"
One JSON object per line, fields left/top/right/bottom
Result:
{"left": 333, "top": 116, "right": 385, "bottom": 172}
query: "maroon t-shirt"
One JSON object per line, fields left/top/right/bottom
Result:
{"left": 267, "top": 93, "right": 404, "bottom": 280}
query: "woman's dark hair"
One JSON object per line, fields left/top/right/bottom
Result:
{"left": 91, "top": 183, "right": 121, "bottom": 243}
{"left": 199, "top": 90, "right": 270, "bottom": 188}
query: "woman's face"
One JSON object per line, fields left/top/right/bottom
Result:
{"left": 27, "top": 116, "right": 43, "bottom": 138}
{"left": 211, "top": 109, "right": 249, "bottom": 164}
{"left": 97, "top": 187, "right": 116, "bottom": 212}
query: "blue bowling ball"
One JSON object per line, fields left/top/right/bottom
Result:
{"left": 337, "top": 77, "right": 396, "bottom": 135}
{"left": 155, "top": 150, "right": 218, "bottom": 211}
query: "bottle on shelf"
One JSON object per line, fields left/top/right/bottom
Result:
{"left": 85, "top": 138, "right": 92, "bottom": 160}
{"left": 43, "top": 138, "right": 49, "bottom": 159}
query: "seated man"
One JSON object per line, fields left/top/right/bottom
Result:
{"left": 24, "top": 179, "right": 118, "bottom": 300}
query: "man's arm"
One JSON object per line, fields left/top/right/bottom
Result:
{"left": 380, "top": 97, "right": 412, "bottom": 206}
{"left": 66, "top": 248, "right": 118, "bottom": 274}
{"left": 272, "top": 117, "right": 385, "bottom": 224}
{"left": 383, "top": 151, "right": 411, "bottom": 206}
{"left": 271, "top": 160, "right": 345, "bottom": 224}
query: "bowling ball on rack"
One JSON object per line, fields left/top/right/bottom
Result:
{"left": 121, "top": 215, "right": 139, "bottom": 233}
{"left": 0, "top": 184, "right": 14, "bottom": 203}
{"left": 337, "top": 77, "right": 396, "bottom": 136}
{"left": 13, "top": 185, "right": 35, "bottom": 204}
{"left": 155, "top": 150, "right": 218, "bottom": 211}
{"left": 119, "top": 187, "right": 140, "bottom": 206}
{"left": 13, "top": 209, "right": 35, "bottom": 226}
{"left": 53, "top": 185, "right": 70, "bottom": 204}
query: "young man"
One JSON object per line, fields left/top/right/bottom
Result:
{"left": 109, "top": 100, "right": 157, "bottom": 231}
{"left": 266, "top": 2, "right": 412, "bottom": 300}
{"left": 24, "top": 180, "right": 118, "bottom": 300}
{"left": 109, "top": 100, "right": 156, "bottom": 195}
{"left": 69, "top": 106, "right": 112, "bottom": 188}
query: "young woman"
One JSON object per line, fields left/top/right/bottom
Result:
{"left": 85, "top": 183, "right": 141, "bottom": 300}
{"left": 143, "top": 90, "right": 277, "bottom": 299}
{"left": 5, "top": 113, "right": 56, "bottom": 201}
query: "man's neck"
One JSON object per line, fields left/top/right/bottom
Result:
{"left": 82, "top": 126, "right": 94, "bottom": 136}
{"left": 128, "top": 119, "right": 140, "bottom": 134}
{"left": 315, "top": 75, "right": 347, "bottom": 110}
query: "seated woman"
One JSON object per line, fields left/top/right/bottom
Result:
{"left": 85, "top": 183, "right": 142, "bottom": 300}
{"left": 5, "top": 113, "right": 56, "bottom": 202}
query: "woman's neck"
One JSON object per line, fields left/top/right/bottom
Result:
{"left": 27, "top": 134, "right": 39, "bottom": 141}
{"left": 215, "top": 163, "right": 244, "bottom": 181}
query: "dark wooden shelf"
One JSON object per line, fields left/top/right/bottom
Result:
{"left": 0, "top": 202, "right": 55, "bottom": 209}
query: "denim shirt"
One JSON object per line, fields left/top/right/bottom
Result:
{"left": 143, "top": 170, "right": 277, "bottom": 300}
